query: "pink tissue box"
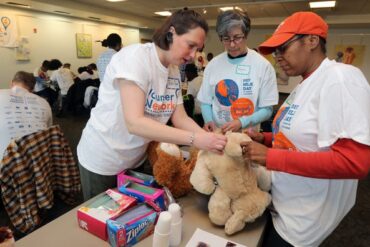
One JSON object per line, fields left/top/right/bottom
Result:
{"left": 77, "top": 189, "right": 136, "bottom": 240}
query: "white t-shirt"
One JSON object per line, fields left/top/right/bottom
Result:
{"left": 77, "top": 43, "right": 183, "bottom": 175}
{"left": 0, "top": 86, "right": 52, "bottom": 160}
{"left": 50, "top": 68, "right": 74, "bottom": 95}
{"left": 271, "top": 58, "right": 370, "bottom": 246}
{"left": 197, "top": 49, "right": 278, "bottom": 127}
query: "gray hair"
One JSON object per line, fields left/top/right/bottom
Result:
{"left": 216, "top": 10, "right": 251, "bottom": 38}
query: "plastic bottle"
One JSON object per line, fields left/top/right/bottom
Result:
{"left": 168, "top": 203, "right": 182, "bottom": 246}
{"left": 153, "top": 211, "right": 172, "bottom": 247}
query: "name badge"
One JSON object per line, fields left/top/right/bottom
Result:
{"left": 235, "top": 65, "right": 250, "bottom": 75}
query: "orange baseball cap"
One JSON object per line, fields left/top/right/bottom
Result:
{"left": 259, "top": 12, "right": 328, "bottom": 55}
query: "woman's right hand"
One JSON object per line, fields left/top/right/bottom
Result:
{"left": 194, "top": 132, "right": 227, "bottom": 154}
{"left": 203, "top": 121, "right": 216, "bottom": 132}
{"left": 245, "top": 128, "right": 264, "bottom": 144}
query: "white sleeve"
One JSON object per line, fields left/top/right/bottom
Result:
{"left": 109, "top": 47, "right": 150, "bottom": 93}
{"left": 258, "top": 62, "right": 278, "bottom": 108}
{"left": 197, "top": 64, "right": 212, "bottom": 104}
{"left": 318, "top": 67, "right": 370, "bottom": 147}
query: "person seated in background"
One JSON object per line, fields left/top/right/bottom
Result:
{"left": 185, "top": 63, "right": 204, "bottom": 126}
{"left": 0, "top": 71, "right": 52, "bottom": 161}
{"left": 49, "top": 59, "right": 74, "bottom": 117}
{"left": 77, "top": 66, "right": 93, "bottom": 81}
{"left": 87, "top": 63, "right": 99, "bottom": 80}
{"left": 33, "top": 60, "right": 58, "bottom": 106}
{"left": 63, "top": 63, "right": 77, "bottom": 79}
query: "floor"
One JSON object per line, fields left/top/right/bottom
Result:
{"left": 1, "top": 109, "right": 369, "bottom": 246}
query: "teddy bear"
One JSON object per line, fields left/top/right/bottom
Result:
{"left": 190, "top": 131, "right": 271, "bottom": 235}
{"left": 147, "top": 141, "right": 198, "bottom": 198}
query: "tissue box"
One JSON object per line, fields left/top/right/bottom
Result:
{"left": 117, "top": 170, "right": 156, "bottom": 187}
{"left": 77, "top": 189, "right": 136, "bottom": 240}
{"left": 118, "top": 181, "right": 166, "bottom": 210}
{"left": 107, "top": 202, "right": 159, "bottom": 247}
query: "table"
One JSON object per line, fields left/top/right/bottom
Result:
{"left": 16, "top": 191, "right": 266, "bottom": 247}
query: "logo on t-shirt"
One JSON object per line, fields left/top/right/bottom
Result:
{"left": 230, "top": 98, "right": 254, "bottom": 120}
{"left": 145, "top": 88, "right": 176, "bottom": 115}
{"left": 242, "top": 79, "right": 253, "bottom": 95}
{"left": 215, "top": 79, "right": 239, "bottom": 106}
{"left": 272, "top": 106, "right": 297, "bottom": 150}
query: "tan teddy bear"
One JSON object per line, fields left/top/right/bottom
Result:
{"left": 147, "top": 142, "right": 198, "bottom": 198}
{"left": 190, "top": 132, "right": 271, "bottom": 235}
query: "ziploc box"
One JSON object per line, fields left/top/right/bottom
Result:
{"left": 117, "top": 170, "right": 156, "bottom": 187}
{"left": 107, "top": 202, "right": 160, "bottom": 247}
{"left": 77, "top": 189, "right": 136, "bottom": 240}
{"left": 118, "top": 181, "right": 166, "bottom": 210}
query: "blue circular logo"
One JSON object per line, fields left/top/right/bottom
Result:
{"left": 215, "top": 79, "right": 239, "bottom": 106}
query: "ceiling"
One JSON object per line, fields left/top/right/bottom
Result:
{"left": 2, "top": 0, "right": 370, "bottom": 29}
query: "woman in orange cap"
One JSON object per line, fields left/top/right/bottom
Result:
{"left": 242, "top": 11, "right": 370, "bottom": 247}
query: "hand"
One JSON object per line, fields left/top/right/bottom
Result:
{"left": 221, "top": 119, "right": 242, "bottom": 133}
{"left": 241, "top": 141, "right": 268, "bottom": 166}
{"left": 203, "top": 121, "right": 216, "bottom": 132}
{"left": 194, "top": 132, "right": 227, "bottom": 154}
{"left": 244, "top": 128, "right": 264, "bottom": 143}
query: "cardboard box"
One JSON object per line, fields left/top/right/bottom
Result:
{"left": 118, "top": 181, "right": 166, "bottom": 210}
{"left": 77, "top": 189, "right": 136, "bottom": 240}
{"left": 107, "top": 202, "right": 159, "bottom": 247}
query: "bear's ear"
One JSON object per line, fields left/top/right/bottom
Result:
{"left": 159, "top": 143, "right": 181, "bottom": 158}
{"left": 224, "top": 132, "right": 252, "bottom": 157}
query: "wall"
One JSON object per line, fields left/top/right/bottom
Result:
{"left": 204, "top": 27, "right": 370, "bottom": 92}
{"left": 0, "top": 7, "right": 140, "bottom": 88}
{"left": 1, "top": 6, "right": 369, "bottom": 92}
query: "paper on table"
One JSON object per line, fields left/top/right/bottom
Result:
{"left": 185, "top": 228, "right": 247, "bottom": 247}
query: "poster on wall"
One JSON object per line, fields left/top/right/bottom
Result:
{"left": 76, "top": 33, "right": 92, "bottom": 58}
{"left": 333, "top": 44, "right": 366, "bottom": 67}
{"left": 0, "top": 14, "right": 18, "bottom": 47}
{"left": 16, "top": 36, "right": 30, "bottom": 60}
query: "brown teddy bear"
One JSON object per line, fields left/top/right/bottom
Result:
{"left": 147, "top": 142, "right": 198, "bottom": 198}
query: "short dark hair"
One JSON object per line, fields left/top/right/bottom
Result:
{"left": 49, "top": 59, "right": 63, "bottom": 70}
{"left": 41, "top": 60, "right": 50, "bottom": 69}
{"left": 216, "top": 9, "right": 251, "bottom": 38}
{"left": 12, "top": 71, "right": 36, "bottom": 91}
{"left": 153, "top": 8, "right": 208, "bottom": 51}
{"left": 102, "top": 33, "right": 122, "bottom": 48}
{"left": 319, "top": 37, "right": 327, "bottom": 54}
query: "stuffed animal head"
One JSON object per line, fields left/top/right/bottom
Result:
{"left": 147, "top": 141, "right": 198, "bottom": 198}
{"left": 224, "top": 131, "right": 252, "bottom": 158}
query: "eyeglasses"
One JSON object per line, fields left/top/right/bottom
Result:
{"left": 221, "top": 34, "right": 245, "bottom": 44}
{"left": 272, "top": 34, "right": 306, "bottom": 57}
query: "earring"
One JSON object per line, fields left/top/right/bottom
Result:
{"left": 166, "top": 32, "right": 173, "bottom": 43}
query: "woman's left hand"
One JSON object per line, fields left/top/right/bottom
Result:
{"left": 241, "top": 141, "right": 268, "bottom": 166}
{"left": 221, "top": 120, "right": 242, "bottom": 133}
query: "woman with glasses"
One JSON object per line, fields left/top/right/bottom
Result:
{"left": 197, "top": 9, "right": 278, "bottom": 133}
{"left": 243, "top": 12, "right": 370, "bottom": 246}
{"left": 77, "top": 8, "right": 227, "bottom": 200}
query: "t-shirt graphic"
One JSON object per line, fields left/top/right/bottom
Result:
{"left": 215, "top": 79, "right": 254, "bottom": 121}
{"left": 272, "top": 106, "right": 297, "bottom": 151}
{"left": 145, "top": 76, "right": 179, "bottom": 121}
